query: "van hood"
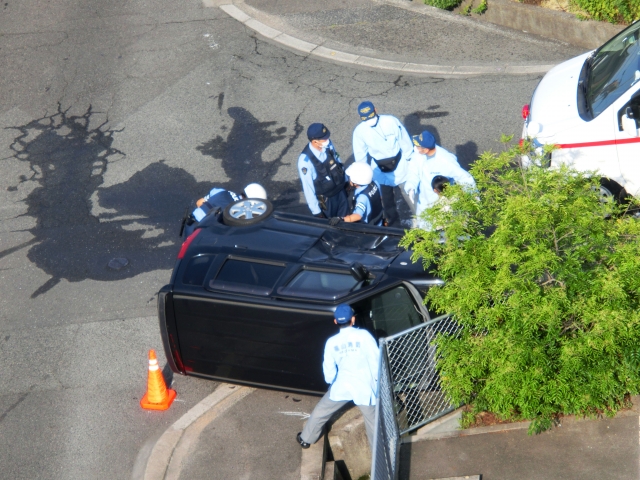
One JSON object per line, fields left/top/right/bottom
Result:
{"left": 526, "top": 52, "right": 592, "bottom": 140}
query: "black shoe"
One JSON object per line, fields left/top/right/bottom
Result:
{"left": 296, "top": 432, "right": 310, "bottom": 449}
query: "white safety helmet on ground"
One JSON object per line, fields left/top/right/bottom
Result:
{"left": 243, "top": 183, "right": 267, "bottom": 199}
{"left": 346, "top": 162, "right": 373, "bottom": 186}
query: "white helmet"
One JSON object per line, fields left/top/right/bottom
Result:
{"left": 346, "top": 162, "right": 373, "bottom": 186}
{"left": 243, "top": 183, "right": 267, "bottom": 199}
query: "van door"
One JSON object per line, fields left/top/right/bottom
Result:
{"left": 352, "top": 283, "right": 427, "bottom": 339}
{"left": 614, "top": 85, "right": 640, "bottom": 196}
{"left": 553, "top": 115, "right": 620, "bottom": 182}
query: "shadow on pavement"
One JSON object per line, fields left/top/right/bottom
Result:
{"left": 4, "top": 104, "right": 304, "bottom": 297}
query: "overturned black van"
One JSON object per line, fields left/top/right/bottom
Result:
{"left": 159, "top": 198, "right": 441, "bottom": 394}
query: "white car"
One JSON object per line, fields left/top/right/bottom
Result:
{"left": 522, "top": 21, "right": 640, "bottom": 200}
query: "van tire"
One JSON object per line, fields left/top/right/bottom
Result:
{"left": 223, "top": 198, "right": 274, "bottom": 226}
{"left": 599, "top": 178, "right": 627, "bottom": 203}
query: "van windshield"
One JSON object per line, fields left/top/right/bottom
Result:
{"left": 587, "top": 22, "right": 640, "bottom": 117}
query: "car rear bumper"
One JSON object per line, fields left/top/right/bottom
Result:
{"left": 158, "top": 286, "right": 185, "bottom": 375}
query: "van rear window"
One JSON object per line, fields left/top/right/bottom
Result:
{"left": 208, "top": 259, "right": 285, "bottom": 295}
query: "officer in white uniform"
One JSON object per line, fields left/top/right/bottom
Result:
{"left": 328, "top": 162, "right": 384, "bottom": 226}
{"left": 296, "top": 304, "right": 379, "bottom": 449}
{"left": 404, "top": 131, "right": 475, "bottom": 228}
{"left": 182, "top": 183, "right": 267, "bottom": 236}
{"left": 298, "top": 123, "right": 348, "bottom": 219}
{"left": 352, "top": 101, "right": 413, "bottom": 226}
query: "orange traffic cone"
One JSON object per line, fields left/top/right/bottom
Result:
{"left": 140, "top": 349, "right": 176, "bottom": 411}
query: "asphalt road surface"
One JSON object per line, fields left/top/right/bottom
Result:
{"left": 1, "top": 0, "right": 565, "bottom": 478}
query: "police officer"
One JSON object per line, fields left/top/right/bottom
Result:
{"left": 298, "top": 123, "right": 348, "bottom": 219}
{"left": 352, "top": 101, "right": 413, "bottom": 226}
{"left": 296, "top": 303, "right": 379, "bottom": 450}
{"left": 329, "top": 162, "right": 384, "bottom": 226}
{"left": 182, "top": 183, "right": 267, "bottom": 236}
{"left": 404, "top": 131, "right": 475, "bottom": 228}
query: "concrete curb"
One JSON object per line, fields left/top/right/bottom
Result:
{"left": 448, "top": 0, "right": 625, "bottom": 49}
{"left": 300, "top": 434, "right": 327, "bottom": 480}
{"left": 211, "top": 1, "right": 556, "bottom": 76}
{"left": 404, "top": 418, "right": 531, "bottom": 443}
{"left": 141, "top": 384, "right": 255, "bottom": 480}
{"left": 404, "top": 398, "right": 640, "bottom": 444}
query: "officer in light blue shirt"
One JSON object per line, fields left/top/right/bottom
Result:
{"left": 328, "top": 162, "right": 384, "bottom": 227}
{"left": 298, "top": 123, "right": 348, "bottom": 219}
{"left": 352, "top": 101, "right": 413, "bottom": 226}
{"left": 404, "top": 131, "right": 475, "bottom": 229}
{"left": 297, "top": 304, "right": 379, "bottom": 450}
{"left": 181, "top": 183, "right": 267, "bottom": 236}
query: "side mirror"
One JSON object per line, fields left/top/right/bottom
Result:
{"left": 350, "top": 262, "right": 369, "bottom": 282}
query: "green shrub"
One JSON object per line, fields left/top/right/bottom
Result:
{"left": 425, "top": 0, "right": 464, "bottom": 11}
{"left": 401, "top": 142, "right": 640, "bottom": 432}
{"left": 460, "top": 2, "right": 473, "bottom": 15}
{"left": 473, "top": 0, "right": 488, "bottom": 14}
{"left": 571, "top": 0, "right": 640, "bottom": 23}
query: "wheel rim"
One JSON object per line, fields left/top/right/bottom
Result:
{"left": 599, "top": 185, "right": 613, "bottom": 202}
{"left": 228, "top": 199, "right": 268, "bottom": 220}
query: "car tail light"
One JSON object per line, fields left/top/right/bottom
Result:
{"left": 518, "top": 138, "right": 526, "bottom": 153}
{"left": 522, "top": 104, "right": 530, "bottom": 120}
{"left": 177, "top": 229, "right": 201, "bottom": 259}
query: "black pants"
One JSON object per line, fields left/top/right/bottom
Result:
{"left": 322, "top": 189, "right": 349, "bottom": 218}
{"left": 380, "top": 185, "right": 400, "bottom": 226}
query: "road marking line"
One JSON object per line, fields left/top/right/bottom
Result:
{"left": 280, "top": 411, "right": 311, "bottom": 419}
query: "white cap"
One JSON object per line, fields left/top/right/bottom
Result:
{"left": 346, "top": 162, "right": 373, "bottom": 186}
{"left": 243, "top": 183, "right": 267, "bottom": 199}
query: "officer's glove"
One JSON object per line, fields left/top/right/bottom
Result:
{"left": 407, "top": 189, "right": 415, "bottom": 205}
{"left": 329, "top": 217, "right": 342, "bottom": 226}
{"left": 314, "top": 212, "right": 327, "bottom": 219}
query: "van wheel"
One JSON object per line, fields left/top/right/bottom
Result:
{"left": 222, "top": 198, "right": 273, "bottom": 226}
{"left": 599, "top": 178, "right": 627, "bottom": 203}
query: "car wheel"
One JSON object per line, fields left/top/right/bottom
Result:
{"left": 599, "top": 178, "right": 627, "bottom": 204}
{"left": 222, "top": 198, "right": 274, "bottom": 226}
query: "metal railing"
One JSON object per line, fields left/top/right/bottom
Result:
{"left": 370, "top": 345, "right": 400, "bottom": 480}
{"left": 371, "top": 314, "right": 462, "bottom": 480}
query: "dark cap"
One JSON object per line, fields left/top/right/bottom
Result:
{"left": 431, "top": 175, "right": 450, "bottom": 193}
{"left": 412, "top": 130, "right": 436, "bottom": 149}
{"left": 334, "top": 304, "right": 354, "bottom": 324}
{"left": 307, "top": 123, "right": 331, "bottom": 141}
{"left": 357, "top": 101, "right": 376, "bottom": 121}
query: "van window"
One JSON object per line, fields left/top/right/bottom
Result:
{"left": 183, "top": 255, "right": 216, "bottom": 286}
{"left": 208, "top": 259, "right": 285, "bottom": 295}
{"left": 588, "top": 22, "right": 640, "bottom": 117}
{"left": 353, "top": 285, "right": 424, "bottom": 339}
{"left": 277, "top": 270, "right": 361, "bottom": 300}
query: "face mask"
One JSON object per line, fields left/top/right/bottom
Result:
{"left": 364, "top": 116, "right": 378, "bottom": 127}
{"left": 318, "top": 140, "right": 330, "bottom": 150}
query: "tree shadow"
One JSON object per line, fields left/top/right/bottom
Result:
{"left": 4, "top": 104, "right": 305, "bottom": 297}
